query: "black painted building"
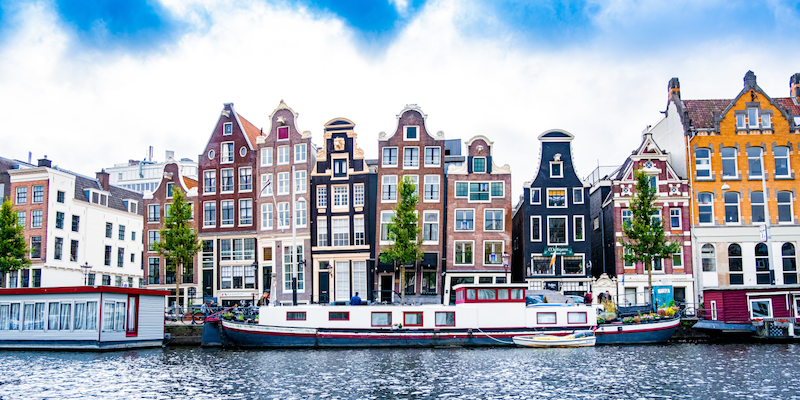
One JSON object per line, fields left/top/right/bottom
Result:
{"left": 511, "top": 130, "right": 591, "bottom": 296}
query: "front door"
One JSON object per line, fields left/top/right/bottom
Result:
{"left": 319, "top": 272, "right": 330, "bottom": 304}
{"left": 203, "top": 270, "right": 213, "bottom": 297}
{"left": 380, "top": 275, "right": 393, "bottom": 303}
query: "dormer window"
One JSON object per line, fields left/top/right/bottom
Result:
{"left": 333, "top": 159, "right": 347, "bottom": 178}
{"left": 278, "top": 126, "right": 289, "bottom": 141}
{"left": 404, "top": 126, "right": 419, "bottom": 141}
{"left": 123, "top": 200, "right": 138, "bottom": 214}
{"left": 762, "top": 113, "right": 771, "bottom": 128}
{"left": 550, "top": 162, "right": 563, "bottom": 178}
{"left": 748, "top": 108, "right": 758, "bottom": 128}
{"left": 736, "top": 114, "right": 746, "bottom": 129}
{"left": 473, "top": 157, "right": 486, "bottom": 173}
{"left": 223, "top": 122, "right": 233, "bottom": 136}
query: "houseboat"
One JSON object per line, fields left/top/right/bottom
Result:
{"left": 0, "top": 286, "right": 169, "bottom": 350}
{"left": 206, "top": 284, "right": 680, "bottom": 347}
{"left": 694, "top": 285, "right": 800, "bottom": 340}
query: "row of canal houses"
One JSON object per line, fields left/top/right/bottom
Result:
{"left": 3, "top": 71, "right": 800, "bottom": 314}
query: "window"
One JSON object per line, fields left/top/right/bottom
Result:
{"left": 332, "top": 219, "right": 349, "bottom": 247}
{"left": 473, "top": 157, "right": 486, "bottom": 173}
{"left": 294, "top": 144, "right": 307, "bottom": 163}
{"left": 240, "top": 199, "right": 252, "bottom": 225}
{"left": 568, "top": 312, "right": 587, "bottom": 324}
{"left": 333, "top": 186, "right": 348, "bottom": 208}
{"left": 752, "top": 298, "right": 774, "bottom": 319}
{"left": 55, "top": 212, "right": 64, "bottom": 230}
{"left": 348, "top": 216, "right": 364, "bottom": 246}
{"left": 547, "top": 189, "right": 566, "bottom": 208}
{"left": 223, "top": 122, "right": 233, "bottom": 135}
{"left": 117, "top": 248, "right": 125, "bottom": 267}
{"left": 573, "top": 215, "right": 584, "bottom": 241}
{"left": 648, "top": 175, "right": 657, "bottom": 191}
{"left": 278, "top": 172, "right": 290, "bottom": 195}
{"left": 455, "top": 182, "right": 468, "bottom": 198}
{"left": 455, "top": 209, "right": 474, "bottom": 231}
{"left": 221, "top": 142, "right": 234, "bottom": 163}
{"left": 762, "top": 113, "right": 772, "bottom": 128}
{"left": 71, "top": 215, "right": 80, "bottom": 232}
{"left": 278, "top": 126, "right": 290, "bottom": 141}
{"left": 537, "top": 312, "right": 557, "bottom": 324}
{"left": 530, "top": 188, "right": 541, "bottom": 205}
{"left": 239, "top": 167, "right": 252, "bottom": 191}
{"left": 57, "top": 191, "right": 65, "bottom": 203}
{"left": 316, "top": 218, "right": 328, "bottom": 246}
{"left": 423, "top": 211, "right": 438, "bottom": 242}
{"left": 721, "top": 147, "right": 737, "bottom": 178}
{"left": 726, "top": 243, "right": 743, "bottom": 285}
{"left": 489, "top": 183, "right": 503, "bottom": 198}
{"left": 672, "top": 246, "right": 683, "bottom": 269}
{"left": 736, "top": 114, "right": 746, "bottom": 129}
{"left": 404, "top": 312, "right": 423, "bottom": 327}
{"left": 423, "top": 175, "right": 439, "bottom": 201}
{"left": 372, "top": 312, "right": 391, "bottom": 326}
{"left": 203, "top": 170, "right": 216, "bottom": 194}
{"left": 32, "top": 185, "right": 43, "bottom": 203}
{"left": 747, "top": 147, "right": 763, "bottom": 177}
{"left": 484, "top": 241, "right": 502, "bottom": 265}
{"left": 435, "top": 311, "right": 455, "bottom": 326}
{"left": 117, "top": 225, "right": 125, "bottom": 241}
{"left": 380, "top": 211, "right": 394, "bottom": 241}
{"left": 550, "top": 162, "right": 563, "bottom": 178}
{"left": 31, "top": 210, "right": 42, "bottom": 228}
{"left": 329, "top": 312, "right": 349, "bottom": 321}
{"left": 294, "top": 170, "right": 307, "bottom": 193}
{"left": 54, "top": 237, "right": 63, "bottom": 260}
{"left": 382, "top": 176, "right": 397, "bottom": 201}
{"left": 423, "top": 271, "right": 435, "bottom": 296}
{"left": 485, "top": 210, "right": 503, "bottom": 231}
{"left": 30, "top": 237, "right": 41, "bottom": 259}
{"left": 295, "top": 199, "right": 307, "bottom": 227}
{"left": 220, "top": 169, "right": 234, "bottom": 192}
{"left": 278, "top": 202, "right": 290, "bottom": 228}
{"left": 382, "top": 147, "right": 398, "bottom": 166}
{"left": 404, "top": 126, "right": 418, "bottom": 140}
{"left": 403, "top": 147, "right": 419, "bottom": 168}
{"left": 530, "top": 216, "right": 541, "bottom": 241}
{"left": 221, "top": 200, "right": 234, "bottom": 226}
{"left": 104, "top": 246, "right": 112, "bottom": 266}
{"left": 778, "top": 191, "right": 793, "bottom": 223}
{"left": 748, "top": 108, "right": 759, "bottom": 129}
{"left": 261, "top": 203, "right": 273, "bottom": 230}
{"left": 148, "top": 231, "right": 160, "bottom": 252}
{"left": 775, "top": 146, "right": 790, "bottom": 177}
{"left": 756, "top": 243, "right": 771, "bottom": 284}
{"left": 669, "top": 209, "right": 681, "bottom": 229}
{"left": 783, "top": 243, "right": 797, "bottom": 284}
{"left": 70, "top": 240, "right": 79, "bottom": 262}
{"left": 698, "top": 193, "right": 714, "bottom": 224}
{"left": 204, "top": 202, "right": 216, "bottom": 226}
{"left": 548, "top": 216, "right": 567, "bottom": 245}
{"left": 650, "top": 209, "right": 662, "bottom": 226}
{"left": 283, "top": 245, "right": 304, "bottom": 291}
{"left": 695, "top": 148, "right": 711, "bottom": 178}
{"left": 278, "top": 146, "right": 290, "bottom": 165}
{"left": 317, "top": 186, "right": 327, "bottom": 208}
{"left": 724, "top": 192, "right": 739, "bottom": 223}
{"left": 701, "top": 244, "right": 715, "bottom": 272}
{"left": 354, "top": 184, "right": 365, "bottom": 207}
{"left": 105, "top": 222, "right": 113, "bottom": 238}
{"left": 335, "top": 261, "right": 350, "bottom": 301}
{"left": 147, "top": 204, "right": 160, "bottom": 223}
{"left": 469, "top": 183, "right": 489, "bottom": 201}
{"left": 16, "top": 187, "right": 26, "bottom": 204}
{"left": 333, "top": 159, "right": 347, "bottom": 178}
{"left": 286, "top": 312, "right": 306, "bottom": 321}
{"left": 455, "top": 241, "right": 473, "bottom": 265}
{"left": 261, "top": 147, "right": 273, "bottom": 167}
{"left": 261, "top": 173, "right": 272, "bottom": 197}
{"left": 425, "top": 147, "right": 440, "bottom": 166}
{"left": 573, "top": 188, "right": 584, "bottom": 204}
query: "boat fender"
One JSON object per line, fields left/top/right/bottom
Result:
{"left": 467, "top": 328, "right": 473, "bottom": 338}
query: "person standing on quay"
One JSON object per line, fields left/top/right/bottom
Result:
{"left": 584, "top": 291, "right": 593, "bottom": 304}
{"left": 350, "top": 292, "right": 362, "bottom": 305}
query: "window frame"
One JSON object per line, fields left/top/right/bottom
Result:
{"left": 371, "top": 311, "right": 392, "bottom": 327}
{"left": 695, "top": 148, "right": 712, "bottom": 179}
{"left": 277, "top": 146, "right": 290, "bottom": 165}
{"left": 424, "top": 146, "right": 441, "bottom": 167}
{"left": 775, "top": 146, "right": 791, "bottom": 177}
{"left": 403, "top": 312, "right": 423, "bottom": 327}
{"left": 723, "top": 191, "right": 740, "bottom": 224}
{"left": 547, "top": 188, "right": 567, "bottom": 208}
{"left": 422, "top": 210, "right": 439, "bottom": 244}
{"left": 547, "top": 216, "right": 568, "bottom": 246}
{"left": 720, "top": 147, "right": 738, "bottom": 178}
{"left": 294, "top": 143, "right": 307, "bottom": 164}
{"left": 403, "top": 126, "right": 420, "bottom": 141}
{"left": 403, "top": 146, "right": 420, "bottom": 169}
{"left": 473, "top": 157, "right": 486, "bottom": 173}
{"left": 454, "top": 240, "right": 474, "bottom": 266}
{"left": 221, "top": 141, "right": 234, "bottom": 164}
{"left": 670, "top": 208, "right": 681, "bottom": 230}
{"left": 549, "top": 162, "right": 563, "bottom": 178}
{"left": 698, "top": 192, "right": 714, "bottom": 225}
{"left": 573, "top": 215, "right": 585, "bottom": 242}
{"left": 530, "top": 188, "right": 541, "bottom": 205}
{"left": 382, "top": 147, "right": 398, "bottom": 167}
{"left": 423, "top": 175, "right": 440, "bottom": 202}
{"left": 530, "top": 216, "right": 542, "bottom": 242}
{"left": 749, "top": 298, "right": 773, "bottom": 319}
{"left": 484, "top": 209, "right": 504, "bottom": 231}
{"left": 454, "top": 209, "right": 475, "bottom": 232}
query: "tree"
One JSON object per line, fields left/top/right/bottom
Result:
{"left": 0, "top": 198, "right": 30, "bottom": 287}
{"left": 152, "top": 187, "right": 201, "bottom": 308}
{"left": 620, "top": 169, "right": 680, "bottom": 310}
{"left": 379, "top": 176, "right": 422, "bottom": 303}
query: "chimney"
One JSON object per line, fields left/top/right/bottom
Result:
{"left": 37, "top": 157, "right": 51, "bottom": 168}
{"left": 744, "top": 70, "right": 757, "bottom": 88}
{"left": 668, "top": 77, "right": 680, "bottom": 100}
{"left": 96, "top": 170, "right": 110, "bottom": 191}
{"left": 791, "top": 73, "right": 800, "bottom": 105}
{"left": 166, "top": 150, "right": 174, "bottom": 161}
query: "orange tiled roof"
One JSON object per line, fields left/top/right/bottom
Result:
{"left": 182, "top": 176, "right": 198, "bottom": 190}
{"left": 237, "top": 113, "right": 262, "bottom": 149}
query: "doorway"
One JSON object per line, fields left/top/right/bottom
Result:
{"left": 380, "top": 275, "right": 393, "bottom": 303}
{"left": 319, "top": 272, "right": 330, "bottom": 304}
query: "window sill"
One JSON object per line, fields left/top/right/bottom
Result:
{"left": 721, "top": 176, "right": 742, "bottom": 181}
{"left": 775, "top": 175, "right": 795, "bottom": 180}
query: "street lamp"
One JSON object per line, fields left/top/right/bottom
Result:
{"left": 80, "top": 262, "right": 92, "bottom": 286}
{"left": 502, "top": 253, "right": 510, "bottom": 283}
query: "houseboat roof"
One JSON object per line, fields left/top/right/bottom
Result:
{"left": 451, "top": 284, "right": 527, "bottom": 290}
{"left": 0, "top": 286, "right": 170, "bottom": 296}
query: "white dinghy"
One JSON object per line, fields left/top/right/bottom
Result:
{"left": 512, "top": 330, "right": 596, "bottom": 348}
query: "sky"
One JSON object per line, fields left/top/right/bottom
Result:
{"left": 1, "top": 0, "right": 799, "bottom": 201}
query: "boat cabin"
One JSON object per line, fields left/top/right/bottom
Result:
{"left": 452, "top": 284, "right": 526, "bottom": 304}
{"left": 0, "top": 286, "right": 169, "bottom": 350}
{"left": 703, "top": 285, "right": 800, "bottom": 324}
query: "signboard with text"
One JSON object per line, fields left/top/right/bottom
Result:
{"left": 542, "top": 247, "right": 574, "bottom": 256}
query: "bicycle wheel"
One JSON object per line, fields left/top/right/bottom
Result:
{"left": 193, "top": 313, "right": 206, "bottom": 324}
{"left": 181, "top": 312, "right": 194, "bottom": 324}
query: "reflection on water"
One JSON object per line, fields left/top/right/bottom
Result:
{"left": 2, "top": 344, "right": 800, "bottom": 399}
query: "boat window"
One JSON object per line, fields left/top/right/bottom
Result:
{"left": 73, "top": 303, "right": 85, "bottom": 330}
{"left": 511, "top": 289, "right": 524, "bottom": 299}
{"left": 126, "top": 295, "right": 138, "bottom": 336}
{"left": 456, "top": 291, "right": 464, "bottom": 302}
{"left": 710, "top": 301, "right": 717, "bottom": 320}
{"left": 435, "top": 312, "right": 455, "bottom": 326}
{"left": 750, "top": 299, "right": 772, "bottom": 319}
{"left": 498, "top": 289, "right": 509, "bottom": 300}
{"left": 287, "top": 312, "right": 306, "bottom": 321}
{"left": 372, "top": 312, "right": 391, "bottom": 326}
{"left": 103, "top": 301, "right": 116, "bottom": 331}
{"left": 467, "top": 289, "right": 476, "bottom": 300}
{"left": 86, "top": 302, "right": 98, "bottom": 331}
{"left": 537, "top": 312, "right": 557, "bottom": 324}
{"left": 0, "top": 304, "right": 22, "bottom": 331}
{"left": 48, "top": 302, "right": 60, "bottom": 330}
{"left": 23, "top": 303, "right": 45, "bottom": 330}
{"left": 478, "top": 289, "right": 496, "bottom": 300}
{"left": 568, "top": 312, "right": 587, "bottom": 324}
{"left": 329, "top": 312, "right": 349, "bottom": 321}
{"left": 60, "top": 303, "right": 72, "bottom": 331}
{"left": 404, "top": 312, "right": 423, "bottom": 326}
{"left": 115, "top": 302, "right": 126, "bottom": 331}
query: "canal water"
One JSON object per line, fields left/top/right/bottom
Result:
{"left": 2, "top": 344, "right": 800, "bottom": 399}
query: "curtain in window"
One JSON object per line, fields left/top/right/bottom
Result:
{"left": 103, "top": 302, "right": 115, "bottom": 330}
{"left": 34, "top": 303, "right": 45, "bottom": 330}
{"left": 23, "top": 304, "right": 35, "bottom": 330}
{"left": 48, "top": 302, "right": 60, "bottom": 330}
{"left": 336, "top": 262, "right": 350, "bottom": 302}
{"left": 86, "top": 302, "right": 98, "bottom": 330}
{"left": 74, "top": 303, "right": 85, "bottom": 330}
{"left": 127, "top": 297, "right": 137, "bottom": 333}
{"left": 60, "top": 304, "right": 71, "bottom": 330}
{"left": 0, "top": 304, "right": 9, "bottom": 330}
{"left": 115, "top": 302, "right": 126, "bottom": 331}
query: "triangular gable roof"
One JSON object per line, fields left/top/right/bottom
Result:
{"left": 615, "top": 134, "right": 683, "bottom": 182}
{"left": 236, "top": 113, "right": 261, "bottom": 150}
{"left": 378, "top": 104, "right": 445, "bottom": 141}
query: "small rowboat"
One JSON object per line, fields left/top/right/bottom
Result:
{"left": 512, "top": 330, "right": 596, "bottom": 348}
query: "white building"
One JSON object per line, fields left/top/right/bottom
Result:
{"left": 105, "top": 149, "right": 197, "bottom": 194}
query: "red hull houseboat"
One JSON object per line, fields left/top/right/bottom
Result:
{"left": 694, "top": 285, "right": 800, "bottom": 339}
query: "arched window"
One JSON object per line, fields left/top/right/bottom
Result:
{"left": 701, "top": 244, "right": 716, "bottom": 272}
{"left": 695, "top": 148, "right": 711, "bottom": 178}
{"left": 721, "top": 147, "right": 737, "bottom": 178}
{"left": 755, "top": 243, "right": 771, "bottom": 285}
{"left": 775, "top": 146, "right": 791, "bottom": 177}
{"left": 783, "top": 243, "right": 797, "bottom": 284}
{"left": 724, "top": 192, "right": 740, "bottom": 223}
{"left": 751, "top": 191, "right": 765, "bottom": 223}
{"left": 698, "top": 192, "right": 714, "bottom": 224}
{"left": 777, "top": 191, "right": 793, "bottom": 223}
{"left": 728, "top": 244, "right": 743, "bottom": 285}
{"left": 747, "top": 147, "right": 763, "bottom": 177}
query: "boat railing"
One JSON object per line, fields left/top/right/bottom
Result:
{"left": 753, "top": 318, "right": 799, "bottom": 338}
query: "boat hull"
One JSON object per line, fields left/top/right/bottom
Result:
{"left": 513, "top": 335, "right": 596, "bottom": 348}
{"left": 595, "top": 318, "right": 680, "bottom": 344}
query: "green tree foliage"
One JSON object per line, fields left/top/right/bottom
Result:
{"left": 620, "top": 169, "right": 680, "bottom": 308}
{"left": 152, "top": 187, "right": 201, "bottom": 306}
{"left": 0, "top": 198, "right": 31, "bottom": 286}
{"left": 379, "top": 176, "right": 422, "bottom": 302}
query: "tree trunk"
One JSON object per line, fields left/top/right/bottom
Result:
{"left": 400, "top": 263, "right": 405, "bottom": 304}
{"left": 175, "top": 263, "right": 182, "bottom": 311}
{"left": 647, "top": 259, "right": 653, "bottom": 312}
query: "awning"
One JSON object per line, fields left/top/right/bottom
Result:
{"left": 421, "top": 252, "right": 438, "bottom": 268}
